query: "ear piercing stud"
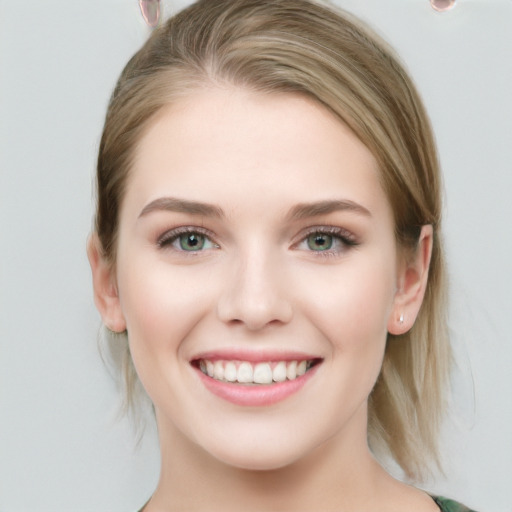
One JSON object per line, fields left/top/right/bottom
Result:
{"left": 399, "top": 313, "right": 404, "bottom": 325}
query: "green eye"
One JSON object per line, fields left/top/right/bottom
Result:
{"left": 158, "top": 228, "right": 217, "bottom": 252}
{"left": 178, "top": 233, "right": 207, "bottom": 251}
{"left": 306, "top": 233, "right": 334, "bottom": 251}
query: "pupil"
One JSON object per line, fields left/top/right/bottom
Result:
{"left": 181, "top": 233, "right": 204, "bottom": 250}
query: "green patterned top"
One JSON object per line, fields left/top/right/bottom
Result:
{"left": 138, "top": 496, "right": 477, "bottom": 511}
{"left": 433, "top": 496, "right": 478, "bottom": 512}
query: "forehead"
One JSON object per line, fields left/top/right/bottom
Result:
{"left": 124, "top": 86, "right": 391, "bottom": 222}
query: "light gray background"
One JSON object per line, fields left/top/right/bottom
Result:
{"left": 1, "top": 1, "right": 510, "bottom": 511}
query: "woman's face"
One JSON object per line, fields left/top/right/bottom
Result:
{"left": 110, "top": 87, "right": 406, "bottom": 470}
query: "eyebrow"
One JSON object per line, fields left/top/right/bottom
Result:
{"left": 286, "top": 199, "right": 371, "bottom": 221}
{"left": 138, "top": 197, "right": 224, "bottom": 219}
{"left": 138, "top": 197, "right": 370, "bottom": 221}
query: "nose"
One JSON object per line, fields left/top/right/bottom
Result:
{"left": 216, "top": 249, "right": 293, "bottom": 331}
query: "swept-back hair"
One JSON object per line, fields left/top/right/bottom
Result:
{"left": 94, "top": 0, "right": 450, "bottom": 481}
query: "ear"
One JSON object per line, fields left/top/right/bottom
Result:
{"left": 387, "top": 225, "right": 433, "bottom": 335}
{"left": 87, "top": 234, "right": 126, "bottom": 333}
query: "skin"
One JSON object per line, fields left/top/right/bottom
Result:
{"left": 89, "top": 87, "right": 436, "bottom": 511}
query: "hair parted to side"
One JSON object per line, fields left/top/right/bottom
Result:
{"left": 94, "top": 0, "right": 450, "bottom": 481}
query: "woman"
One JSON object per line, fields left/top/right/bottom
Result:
{"left": 88, "top": 0, "right": 476, "bottom": 510}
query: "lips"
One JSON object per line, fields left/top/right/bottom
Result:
{"left": 191, "top": 352, "right": 322, "bottom": 406}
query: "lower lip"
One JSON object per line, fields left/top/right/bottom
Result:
{"left": 194, "top": 364, "right": 320, "bottom": 407}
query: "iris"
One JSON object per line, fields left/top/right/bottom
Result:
{"left": 307, "top": 233, "right": 334, "bottom": 251}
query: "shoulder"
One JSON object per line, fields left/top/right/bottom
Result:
{"left": 432, "top": 496, "right": 479, "bottom": 512}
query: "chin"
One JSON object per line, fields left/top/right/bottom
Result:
{"left": 205, "top": 436, "right": 309, "bottom": 472}
{"left": 216, "top": 452, "right": 298, "bottom": 472}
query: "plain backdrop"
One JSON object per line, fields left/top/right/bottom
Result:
{"left": 0, "top": 1, "right": 510, "bottom": 511}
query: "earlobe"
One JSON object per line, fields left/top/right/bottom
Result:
{"left": 388, "top": 225, "right": 433, "bottom": 335}
{"left": 87, "top": 234, "right": 126, "bottom": 333}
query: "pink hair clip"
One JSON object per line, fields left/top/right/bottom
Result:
{"left": 139, "top": 0, "right": 161, "bottom": 27}
{"left": 430, "top": 0, "right": 457, "bottom": 12}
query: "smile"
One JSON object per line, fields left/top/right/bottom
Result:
{"left": 197, "top": 359, "right": 319, "bottom": 385}
{"left": 192, "top": 355, "right": 322, "bottom": 407}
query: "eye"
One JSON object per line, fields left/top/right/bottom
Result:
{"left": 158, "top": 228, "right": 218, "bottom": 252}
{"left": 295, "top": 227, "right": 358, "bottom": 256}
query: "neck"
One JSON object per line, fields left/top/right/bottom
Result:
{"left": 145, "top": 406, "right": 392, "bottom": 512}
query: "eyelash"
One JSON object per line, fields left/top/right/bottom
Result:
{"left": 156, "top": 225, "right": 358, "bottom": 256}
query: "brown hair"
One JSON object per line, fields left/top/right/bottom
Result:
{"left": 94, "top": 0, "right": 450, "bottom": 481}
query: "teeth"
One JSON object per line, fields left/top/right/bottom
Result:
{"left": 286, "top": 361, "right": 297, "bottom": 380}
{"left": 237, "top": 362, "right": 253, "bottom": 383}
{"left": 198, "top": 359, "right": 316, "bottom": 384}
{"left": 224, "top": 361, "right": 237, "bottom": 382}
{"left": 213, "top": 361, "right": 224, "bottom": 381}
{"left": 297, "top": 360, "right": 307, "bottom": 376}
{"left": 272, "top": 361, "right": 287, "bottom": 382}
{"left": 253, "top": 363, "right": 272, "bottom": 384}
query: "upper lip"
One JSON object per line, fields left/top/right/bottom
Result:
{"left": 190, "top": 348, "right": 322, "bottom": 363}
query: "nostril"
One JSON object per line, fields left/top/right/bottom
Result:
{"left": 217, "top": 296, "right": 293, "bottom": 330}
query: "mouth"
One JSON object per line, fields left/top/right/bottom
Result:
{"left": 193, "top": 358, "right": 321, "bottom": 385}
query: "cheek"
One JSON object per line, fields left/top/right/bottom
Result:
{"left": 116, "top": 261, "right": 221, "bottom": 409}
{"left": 116, "top": 254, "right": 216, "bottom": 361}
{"left": 297, "top": 256, "right": 396, "bottom": 352}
